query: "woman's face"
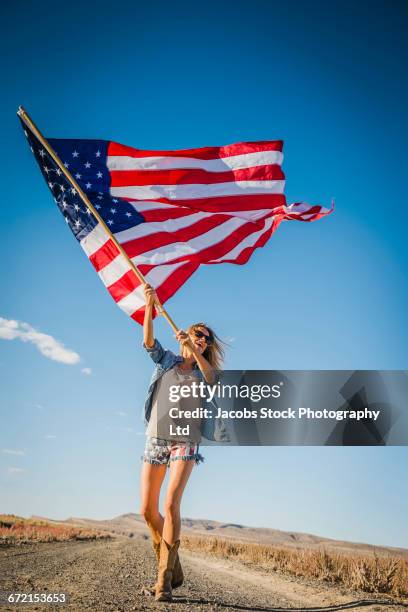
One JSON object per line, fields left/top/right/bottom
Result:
{"left": 188, "top": 325, "right": 211, "bottom": 354}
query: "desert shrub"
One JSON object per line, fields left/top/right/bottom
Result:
{"left": 0, "top": 515, "right": 110, "bottom": 545}
{"left": 181, "top": 535, "right": 408, "bottom": 598}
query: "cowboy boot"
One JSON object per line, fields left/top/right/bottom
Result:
{"left": 140, "top": 527, "right": 161, "bottom": 596}
{"left": 154, "top": 538, "right": 180, "bottom": 602}
{"left": 171, "top": 544, "right": 184, "bottom": 589}
{"left": 141, "top": 529, "right": 184, "bottom": 596}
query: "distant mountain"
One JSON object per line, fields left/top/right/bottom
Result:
{"left": 30, "top": 513, "right": 407, "bottom": 558}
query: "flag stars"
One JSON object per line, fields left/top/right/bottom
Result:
{"left": 97, "top": 195, "right": 103, "bottom": 200}
{"left": 110, "top": 208, "right": 116, "bottom": 214}
{"left": 107, "top": 220, "right": 113, "bottom": 225}
{"left": 125, "top": 212, "right": 132, "bottom": 217}
{"left": 112, "top": 198, "right": 118, "bottom": 203}
{"left": 23, "top": 131, "right": 106, "bottom": 242}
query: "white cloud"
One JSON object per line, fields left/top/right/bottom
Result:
{"left": 116, "top": 410, "right": 127, "bottom": 416}
{"left": 0, "top": 317, "right": 80, "bottom": 365}
{"left": 45, "top": 435, "right": 57, "bottom": 439}
{"left": 2, "top": 449, "right": 26, "bottom": 456}
{"left": 8, "top": 467, "right": 25, "bottom": 474}
{"left": 81, "top": 367, "right": 92, "bottom": 375}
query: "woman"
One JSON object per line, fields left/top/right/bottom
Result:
{"left": 140, "top": 283, "right": 226, "bottom": 602}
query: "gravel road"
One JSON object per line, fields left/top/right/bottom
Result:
{"left": 0, "top": 536, "right": 406, "bottom": 612}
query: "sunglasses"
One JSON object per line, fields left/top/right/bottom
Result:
{"left": 193, "top": 329, "right": 213, "bottom": 343}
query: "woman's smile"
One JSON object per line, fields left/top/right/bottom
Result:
{"left": 192, "top": 337, "right": 205, "bottom": 351}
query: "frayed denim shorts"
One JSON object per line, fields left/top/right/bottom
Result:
{"left": 142, "top": 436, "right": 204, "bottom": 467}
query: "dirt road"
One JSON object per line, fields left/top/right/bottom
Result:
{"left": 0, "top": 536, "right": 406, "bottom": 611}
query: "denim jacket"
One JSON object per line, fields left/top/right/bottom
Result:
{"left": 142, "top": 338, "right": 230, "bottom": 443}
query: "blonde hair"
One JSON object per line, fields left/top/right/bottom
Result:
{"left": 186, "top": 322, "right": 226, "bottom": 371}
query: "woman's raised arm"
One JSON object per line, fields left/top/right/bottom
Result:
{"left": 143, "top": 283, "right": 157, "bottom": 348}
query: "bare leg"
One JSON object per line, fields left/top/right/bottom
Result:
{"left": 163, "top": 459, "right": 195, "bottom": 544}
{"left": 140, "top": 462, "right": 167, "bottom": 535}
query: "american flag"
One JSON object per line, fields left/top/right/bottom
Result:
{"left": 20, "top": 119, "right": 332, "bottom": 324}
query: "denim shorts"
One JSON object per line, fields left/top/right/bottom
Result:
{"left": 142, "top": 436, "right": 204, "bottom": 467}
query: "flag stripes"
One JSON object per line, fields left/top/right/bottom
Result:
{"left": 107, "top": 149, "right": 284, "bottom": 172}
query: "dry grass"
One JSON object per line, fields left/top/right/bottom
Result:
{"left": 0, "top": 514, "right": 111, "bottom": 545}
{"left": 182, "top": 535, "right": 408, "bottom": 599}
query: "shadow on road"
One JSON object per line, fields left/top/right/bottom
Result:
{"left": 173, "top": 596, "right": 408, "bottom": 611}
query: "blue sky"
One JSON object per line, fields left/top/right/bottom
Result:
{"left": 1, "top": 0, "right": 407, "bottom": 548}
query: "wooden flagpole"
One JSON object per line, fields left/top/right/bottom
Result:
{"left": 17, "top": 106, "right": 180, "bottom": 334}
